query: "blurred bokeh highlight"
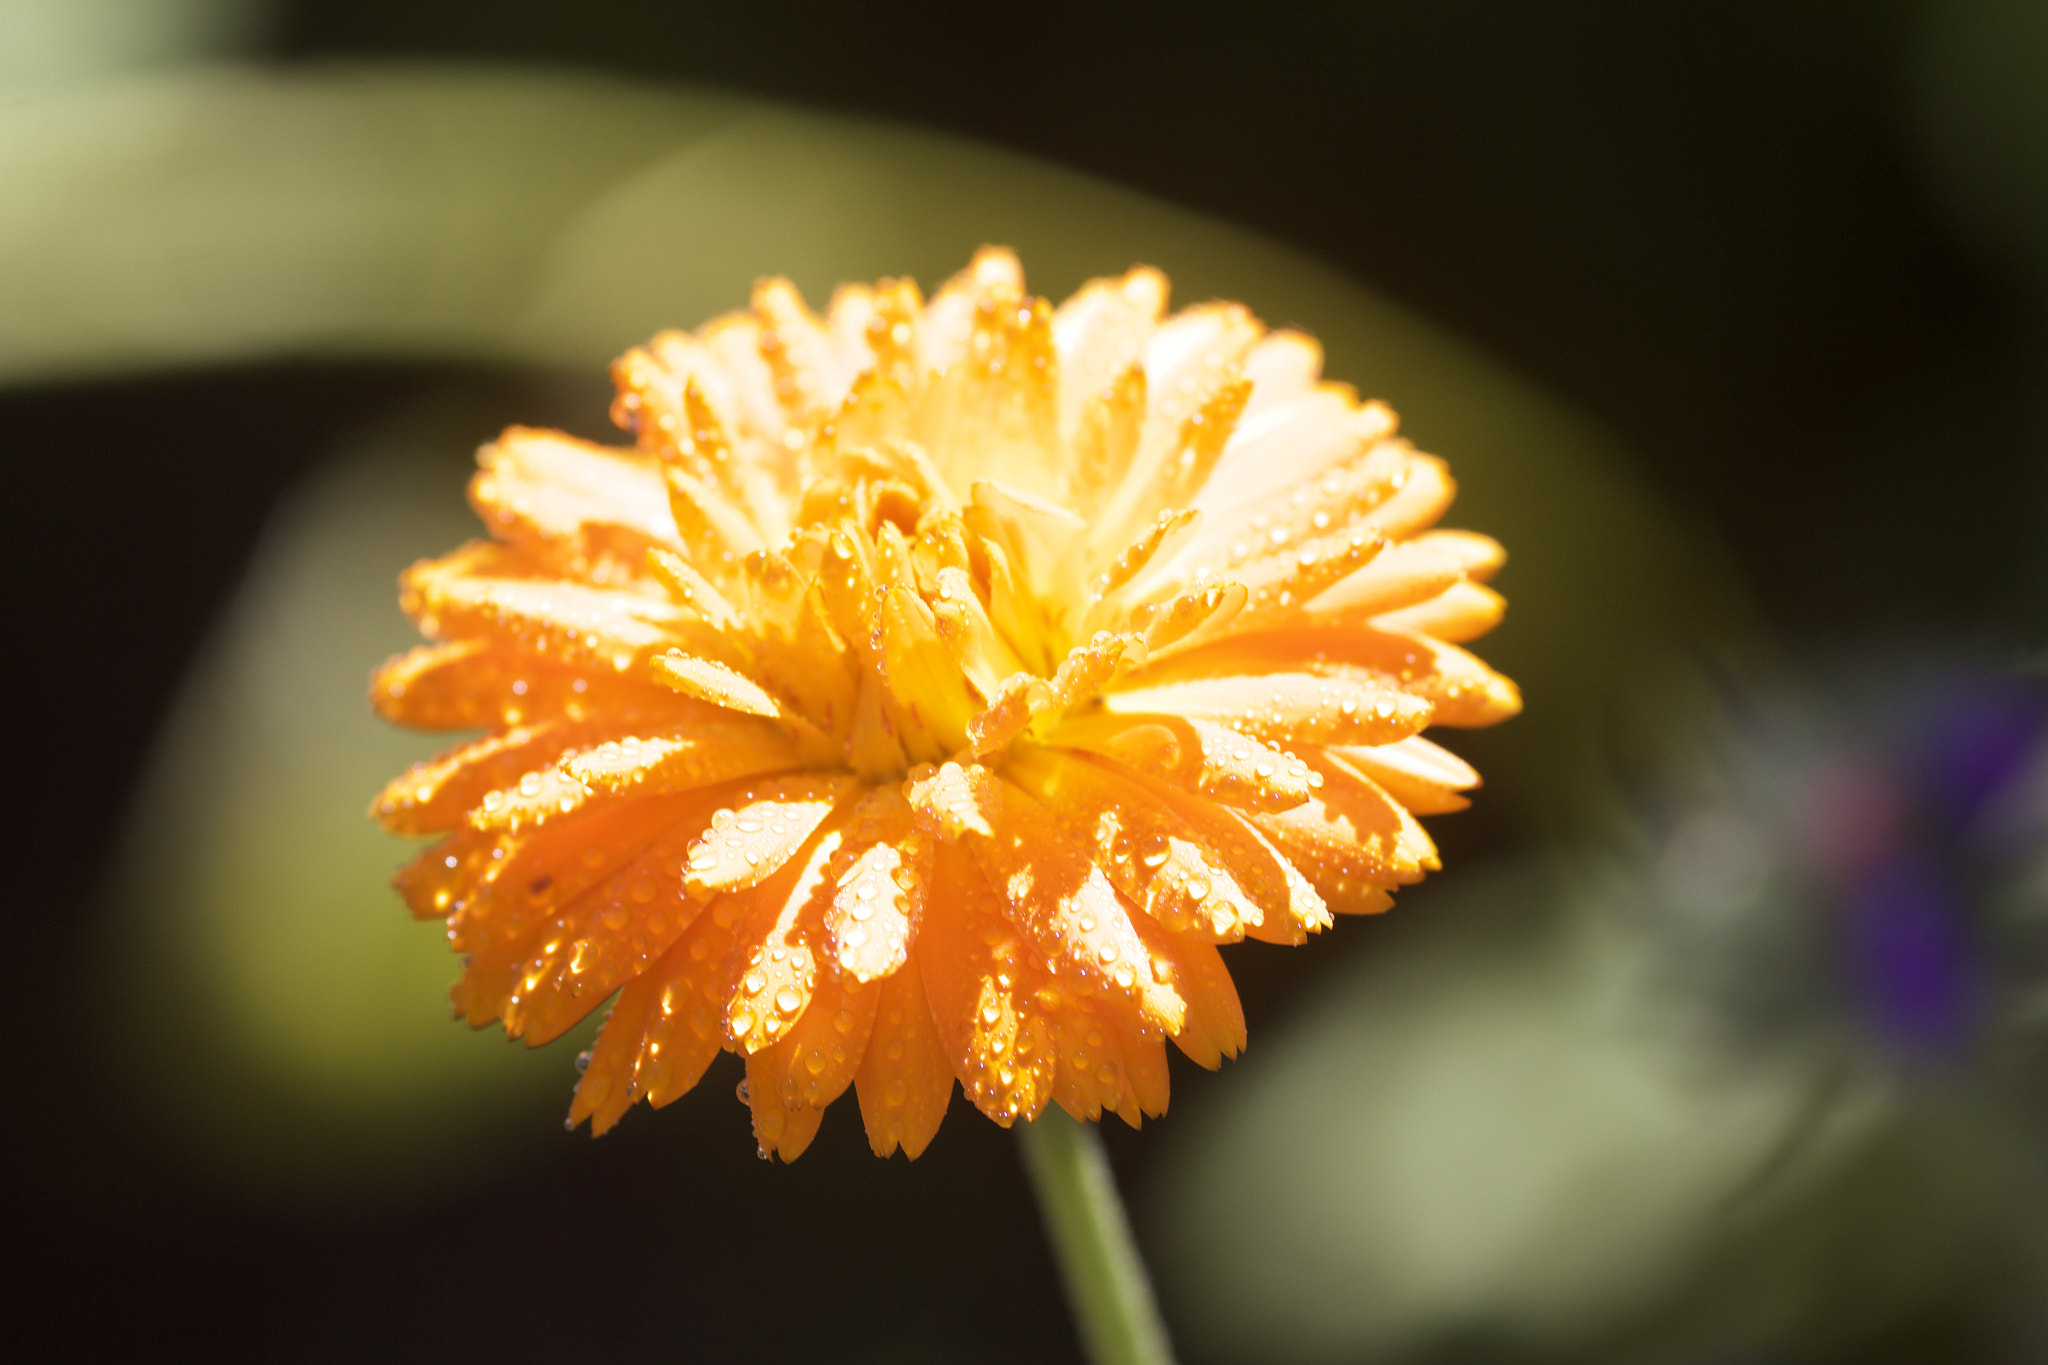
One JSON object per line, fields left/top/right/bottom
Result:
{"left": 7, "top": 2, "right": 2048, "bottom": 1360}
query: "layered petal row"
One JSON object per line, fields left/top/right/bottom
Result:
{"left": 373, "top": 249, "right": 1518, "bottom": 1159}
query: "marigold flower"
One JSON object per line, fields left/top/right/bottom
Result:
{"left": 371, "top": 248, "right": 1519, "bottom": 1160}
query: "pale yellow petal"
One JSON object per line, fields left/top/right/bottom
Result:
{"left": 1308, "top": 529, "right": 1505, "bottom": 618}
{"left": 1370, "top": 580, "right": 1505, "bottom": 643}
{"left": 1051, "top": 264, "right": 1167, "bottom": 439}
{"left": 752, "top": 276, "right": 844, "bottom": 425}
{"left": 1237, "top": 329, "right": 1325, "bottom": 418}
{"left": 918, "top": 246, "right": 1025, "bottom": 375}
{"left": 1329, "top": 734, "right": 1480, "bottom": 815}
{"left": 918, "top": 295, "right": 1061, "bottom": 496}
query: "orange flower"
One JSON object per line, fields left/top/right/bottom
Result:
{"left": 371, "top": 248, "right": 1518, "bottom": 1160}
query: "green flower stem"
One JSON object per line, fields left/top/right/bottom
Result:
{"left": 1018, "top": 1110, "right": 1177, "bottom": 1365}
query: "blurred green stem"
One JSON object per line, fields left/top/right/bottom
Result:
{"left": 1018, "top": 1110, "right": 1177, "bottom": 1365}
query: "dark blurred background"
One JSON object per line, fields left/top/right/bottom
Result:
{"left": 7, "top": 2, "right": 2047, "bottom": 1361}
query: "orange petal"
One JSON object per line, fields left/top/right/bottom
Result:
{"left": 1137, "top": 624, "right": 1521, "bottom": 729}
{"left": 722, "top": 816, "right": 851, "bottom": 1054}
{"left": 908, "top": 763, "right": 1187, "bottom": 1038}
{"left": 443, "top": 790, "right": 716, "bottom": 959}
{"left": 1226, "top": 527, "right": 1389, "bottom": 626}
{"left": 743, "top": 973, "right": 880, "bottom": 1160}
{"left": 1112, "top": 773, "right": 1333, "bottom": 945}
{"left": 1121, "top": 374, "right": 1251, "bottom": 534}
{"left": 968, "top": 479, "right": 1089, "bottom": 603}
{"left": 1238, "top": 330, "right": 1326, "bottom": 416}
{"left": 643, "top": 894, "right": 756, "bottom": 1108}
{"left": 682, "top": 771, "right": 857, "bottom": 903}
{"left": 855, "top": 952, "right": 955, "bottom": 1158}
{"left": 1127, "top": 581, "right": 1247, "bottom": 654}
{"left": 1103, "top": 671, "right": 1433, "bottom": 748}
{"left": 915, "top": 843, "right": 1057, "bottom": 1126}
{"left": 560, "top": 720, "right": 803, "bottom": 805}
{"left": 646, "top": 546, "right": 743, "bottom": 632}
{"left": 374, "top": 700, "right": 726, "bottom": 837}
{"left": 566, "top": 896, "right": 741, "bottom": 1136}
{"left": 1114, "top": 1025, "right": 1172, "bottom": 1124}
{"left": 1129, "top": 915, "right": 1246, "bottom": 1069}
{"left": 931, "top": 566, "right": 1022, "bottom": 702}
{"left": 567, "top": 973, "right": 655, "bottom": 1137}
{"left": 1093, "top": 302, "right": 1262, "bottom": 548}
{"left": 824, "top": 792, "right": 927, "bottom": 984}
{"left": 1249, "top": 750, "right": 1438, "bottom": 910}
{"left": 697, "top": 313, "right": 795, "bottom": 457}
{"left": 1002, "top": 745, "right": 1261, "bottom": 941}
{"left": 394, "top": 825, "right": 503, "bottom": 922}
{"left": 919, "top": 247, "right": 1025, "bottom": 374}
{"left": 372, "top": 722, "right": 585, "bottom": 838}
{"left": 752, "top": 276, "right": 844, "bottom": 426}
{"left": 369, "top": 639, "right": 687, "bottom": 732}
{"left": 401, "top": 540, "right": 702, "bottom": 674}
{"left": 664, "top": 464, "right": 768, "bottom": 575}
{"left": 1048, "top": 711, "right": 1316, "bottom": 814}
{"left": 746, "top": 1091, "right": 826, "bottom": 1162}
{"left": 1082, "top": 507, "right": 1201, "bottom": 627}
{"left": 496, "top": 789, "right": 731, "bottom": 1045}
{"left": 1036, "top": 983, "right": 1135, "bottom": 1122}
{"left": 1193, "top": 388, "right": 1381, "bottom": 529}
{"left": 879, "top": 585, "right": 977, "bottom": 757}
{"left": 470, "top": 427, "right": 676, "bottom": 574}
{"left": 1067, "top": 362, "right": 1147, "bottom": 515}
{"left": 919, "top": 293, "right": 1060, "bottom": 498}
{"left": 1355, "top": 452, "right": 1456, "bottom": 540}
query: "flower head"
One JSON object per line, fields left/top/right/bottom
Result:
{"left": 371, "top": 248, "right": 1519, "bottom": 1159}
